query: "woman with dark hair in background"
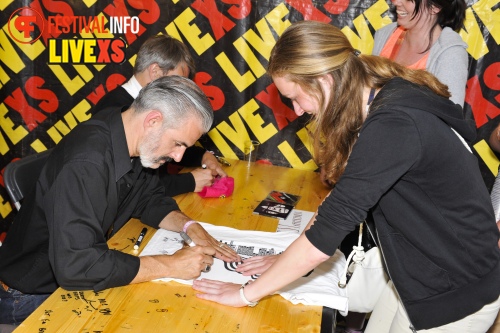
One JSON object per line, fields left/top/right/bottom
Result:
{"left": 373, "top": 0, "right": 468, "bottom": 106}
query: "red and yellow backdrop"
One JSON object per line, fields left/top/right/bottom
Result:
{"left": 1, "top": 0, "right": 499, "bottom": 239}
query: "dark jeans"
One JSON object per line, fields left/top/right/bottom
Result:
{"left": 0, "top": 286, "right": 50, "bottom": 325}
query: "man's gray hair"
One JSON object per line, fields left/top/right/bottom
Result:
{"left": 134, "top": 34, "right": 195, "bottom": 78}
{"left": 132, "top": 76, "right": 213, "bottom": 132}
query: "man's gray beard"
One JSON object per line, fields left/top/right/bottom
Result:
{"left": 138, "top": 130, "right": 172, "bottom": 168}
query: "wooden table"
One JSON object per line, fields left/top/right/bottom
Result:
{"left": 15, "top": 160, "right": 331, "bottom": 333}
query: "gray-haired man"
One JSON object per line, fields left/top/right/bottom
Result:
{"left": 0, "top": 76, "right": 239, "bottom": 326}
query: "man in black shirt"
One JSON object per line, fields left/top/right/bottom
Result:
{"left": 0, "top": 76, "right": 239, "bottom": 326}
{"left": 95, "top": 34, "right": 226, "bottom": 196}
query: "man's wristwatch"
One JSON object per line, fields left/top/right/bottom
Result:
{"left": 239, "top": 281, "right": 258, "bottom": 307}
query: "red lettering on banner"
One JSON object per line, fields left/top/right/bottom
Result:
{"left": 192, "top": 0, "right": 236, "bottom": 41}
{"left": 222, "top": 0, "right": 251, "bottom": 19}
{"left": 42, "top": 0, "right": 74, "bottom": 17}
{"left": 129, "top": 0, "right": 160, "bottom": 24}
{"left": 483, "top": 62, "right": 500, "bottom": 104}
{"left": 465, "top": 63, "right": 500, "bottom": 128}
{"left": 25, "top": 76, "right": 58, "bottom": 113}
{"left": 255, "top": 83, "right": 297, "bottom": 130}
{"left": 87, "top": 73, "right": 127, "bottom": 106}
{"left": 4, "top": 88, "right": 47, "bottom": 131}
{"left": 29, "top": 0, "right": 64, "bottom": 43}
{"left": 48, "top": 16, "right": 72, "bottom": 34}
{"left": 193, "top": 72, "right": 225, "bottom": 111}
{"left": 284, "top": 0, "right": 332, "bottom": 23}
{"left": 324, "top": 0, "right": 349, "bottom": 15}
{"left": 110, "top": 39, "right": 126, "bottom": 63}
{"left": 97, "top": 39, "right": 111, "bottom": 63}
{"left": 85, "top": 17, "right": 98, "bottom": 33}
{"left": 104, "top": 0, "right": 145, "bottom": 45}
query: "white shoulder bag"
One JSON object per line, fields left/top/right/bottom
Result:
{"left": 338, "top": 222, "right": 388, "bottom": 313}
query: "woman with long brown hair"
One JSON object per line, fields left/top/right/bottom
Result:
{"left": 193, "top": 21, "right": 500, "bottom": 332}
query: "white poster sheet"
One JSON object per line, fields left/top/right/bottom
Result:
{"left": 140, "top": 219, "right": 348, "bottom": 312}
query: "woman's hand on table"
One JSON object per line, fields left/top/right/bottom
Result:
{"left": 193, "top": 279, "right": 247, "bottom": 307}
{"left": 188, "top": 223, "right": 241, "bottom": 262}
{"left": 236, "top": 255, "right": 278, "bottom": 275}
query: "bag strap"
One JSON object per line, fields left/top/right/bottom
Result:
{"left": 338, "top": 222, "right": 366, "bottom": 288}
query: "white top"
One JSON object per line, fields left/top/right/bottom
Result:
{"left": 122, "top": 75, "right": 142, "bottom": 98}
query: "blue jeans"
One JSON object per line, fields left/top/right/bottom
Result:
{"left": 0, "top": 285, "right": 50, "bottom": 325}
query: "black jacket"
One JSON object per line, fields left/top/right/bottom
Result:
{"left": 0, "top": 108, "right": 179, "bottom": 293}
{"left": 306, "top": 78, "right": 500, "bottom": 330}
{"left": 95, "top": 86, "right": 206, "bottom": 196}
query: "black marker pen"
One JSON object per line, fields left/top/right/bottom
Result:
{"left": 134, "top": 227, "right": 147, "bottom": 250}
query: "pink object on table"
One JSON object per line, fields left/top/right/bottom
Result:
{"left": 198, "top": 176, "right": 234, "bottom": 198}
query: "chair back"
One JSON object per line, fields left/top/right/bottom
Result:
{"left": 4, "top": 149, "right": 52, "bottom": 211}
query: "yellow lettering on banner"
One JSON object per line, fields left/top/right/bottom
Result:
{"left": 48, "top": 39, "right": 61, "bottom": 63}
{"left": 215, "top": 52, "right": 256, "bottom": 92}
{"left": 474, "top": 140, "right": 500, "bottom": 175}
{"left": 297, "top": 126, "right": 314, "bottom": 155}
{"left": 237, "top": 99, "right": 278, "bottom": 143}
{"left": 46, "top": 100, "right": 91, "bottom": 144}
{"left": 46, "top": 127, "right": 62, "bottom": 144}
{"left": 71, "top": 100, "right": 92, "bottom": 122}
{"left": 215, "top": 111, "right": 252, "bottom": 153}
{"left": 0, "top": 29, "right": 25, "bottom": 74}
{"left": 242, "top": 5, "right": 290, "bottom": 61}
{"left": 173, "top": 8, "right": 215, "bottom": 55}
{"left": 217, "top": 4, "right": 290, "bottom": 92}
{"left": 342, "top": 0, "right": 393, "bottom": 54}
{"left": 49, "top": 65, "right": 84, "bottom": 95}
{"left": 69, "top": 40, "right": 83, "bottom": 62}
{"left": 0, "top": 195, "right": 13, "bottom": 219}
{"left": 165, "top": 22, "right": 183, "bottom": 41}
{"left": 362, "top": 0, "right": 393, "bottom": 54}
{"left": 363, "top": 0, "right": 392, "bottom": 31}
{"left": 277, "top": 140, "right": 318, "bottom": 171}
{"left": 265, "top": 3, "right": 291, "bottom": 37}
{"left": 83, "top": 0, "right": 98, "bottom": 7}
{"left": 31, "top": 139, "right": 48, "bottom": 153}
{"left": 56, "top": 113, "right": 78, "bottom": 136}
{"left": 0, "top": 131, "right": 9, "bottom": 155}
{"left": 3, "top": 20, "right": 45, "bottom": 61}
{"left": 0, "top": 66, "right": 9, "bottom": 89}
{"left": 0, "top": 0, "right": 15, "bottom": 10}
{"left": 0, "top": 103, "right": 29, "bottom": 150}
{"left": 128, "top": 54, "right": 137, "bottom": 67}
{"left": 207, "top": 128, "right": 239, "bottom": 160}
{"left": 75, "top": 64, "right": 95, "bottom": 85}
{"left": 342, "top": 15, "right": 375, "bottom": 54}
{"left": 461, "top": 7, "right": 489, "bottom": 60}
{"left": 233, "top": 38, "right": 266, "bottom": 77}
{"left": 83, "top": 40, "right": 97, "bottom": 63}
{"left": 473, "top": 0, "right": 500, "bottom": 44}
{"left": 48, "top": 65, "right": 93, "bottom": 96}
